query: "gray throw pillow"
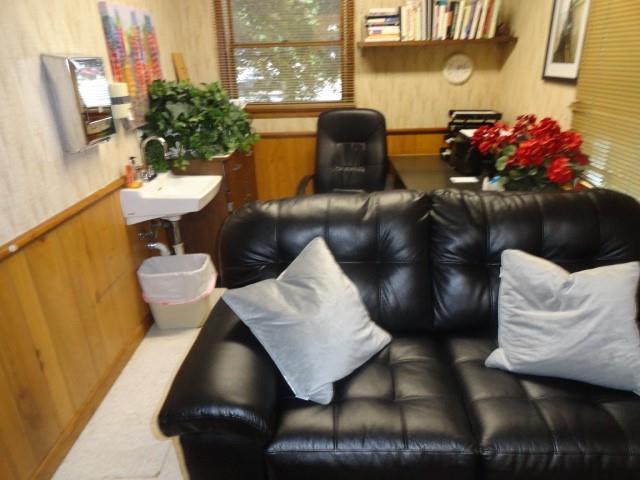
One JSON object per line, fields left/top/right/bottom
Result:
{"left": 486, "top": 249, "right": 640, "bottom": 394}
{"left": 222, "top": 237, "right": 391, "bottom": 404}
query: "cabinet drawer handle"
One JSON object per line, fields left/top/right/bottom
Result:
{"left": 231, "top": 164, "right": 243, "bottom": 172}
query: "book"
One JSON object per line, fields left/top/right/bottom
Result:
{"left": 400, "top": 6, "right": 409, "bottom": 41}
{"left": 454, "top": 0, "right": 466, "bottom": 39}
{"left": 487, "top": 0, "right": 501, "bottom": 38}
{"left": 368, "top": 25, "right": 401, "bottom": 35}
{"left": 445, "top": 3, "right": 453, "bottom": 39}
{"left": 367, "top": 7, "right": 400, "bottom": 17}
{"left": 449, "top": 1, "right": 462, "bottom": 39}
{"left": 480, "top": 0, "right": 494, "bottom": 38}
{"left": 438, "top": 1, "right": 448, "bottom": 39}
{"left": 460, "top": 3, "right": 473, "bottom": 39}
{"left": 476, "top": 0, "right": 490, "bottom": 39}
{"left": 420, "top": 0, "right": 427, "bottom": 40}
{"left": 406, "top": 3, "right": 415, "bottom": 40}
{"left": 416, "top": 1, "right": 423, "bottom": 40}
{"left": 426, "top": 0, "right": 433, "bottom": 40}
{"left": 366, "top": 17, "right": 401, "bottom": 26}
{"left": 364, "top": 35, "right": 401, "bottom": 42}
{"left": 469, "top": 0, "right": 483, "bottom": 39}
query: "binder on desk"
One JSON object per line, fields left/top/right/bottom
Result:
{"left": 441, "top": 110, "right": 502, "bottom": 175}
{"left": 446, "top": 110, "right": 502, "bottom": 135}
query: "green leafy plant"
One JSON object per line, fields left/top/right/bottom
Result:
{"left": 141, "top": 80, "right": 259, "bottom": 171}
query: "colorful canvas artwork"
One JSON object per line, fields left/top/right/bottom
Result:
{"left": 98, "top": 1, "right": 162, "bottom": 126}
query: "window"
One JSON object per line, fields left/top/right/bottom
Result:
{"left": 572, "top": 0, "right": 640, "bottom": 198}
{"left": 214, "top": 0, "right": 354, "bottom": 115}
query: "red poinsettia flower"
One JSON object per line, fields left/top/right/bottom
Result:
{"left": 547, "top": 156, "right": 574, "bottom": 184}
{"left": 515, "top": 139, "right": 546, "bottom": 166}
{"left": 574, "top": 152, "right": 589, "bottom": 165}
{"left": 471, "top": 114, "right": 587, "bottom": 190}
{"left": 530, "top": 117, "right": 561, "bottom": 138}
{"left": 560, "top": 131, "right": 583, "bottom": 152}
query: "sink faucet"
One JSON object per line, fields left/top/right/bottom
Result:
{"left": 140, "top": 136, "right": 167, "bottom": 181}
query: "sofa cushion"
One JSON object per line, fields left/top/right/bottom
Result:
{"left": 265, "top": 337, "right": 476, "bottom": 480}
{"left": 221, "top": 191, "right": 433, "bottom": 333}
{"left": 223, "top": 237, "right": 391, "bottom": 404}
{"left": 446, "top": 336, "right": 640, "bottom": 480}
{"left": 430, "top": 189, "right": 640, "bottom": 332}
{"left": 487, "top": 250, "right": 640, "bottom": 393}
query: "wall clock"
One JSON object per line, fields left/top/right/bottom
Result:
{"left": 443, "top": 53, "right": 474, "bottom": 85}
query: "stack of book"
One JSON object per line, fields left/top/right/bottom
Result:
{"left": 364, "top": 8, "right": 401, "bottom": 42}
{"left": 364, "top": 0, "right": 502, "bottom": 43}
{"left": 399, "top": 0, "right": 430, "bottom": 41}
{"left": 433, "top": 0, "right": 502, "bottom": 40}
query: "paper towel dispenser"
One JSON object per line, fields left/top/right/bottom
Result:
{"left": 42, "top": 55, "right": 116, "bottom": 153}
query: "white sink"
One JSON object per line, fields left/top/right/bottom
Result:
{"left": 120, "top": 172, "right": 222, "bottom": 225}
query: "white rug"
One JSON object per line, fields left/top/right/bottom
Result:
{"left": 53, "top": 325, "right": 201, "bottom": 480}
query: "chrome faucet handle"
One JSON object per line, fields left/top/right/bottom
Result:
{"left": 141, "top": 164, "right": 156, "bottom": 182}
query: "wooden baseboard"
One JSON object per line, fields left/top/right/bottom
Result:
{"left": 31, "top": 317, "right": 152, "bottom": 480}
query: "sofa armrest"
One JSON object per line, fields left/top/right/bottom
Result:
{"left": 158, "top": 301, "right": 278, "bottom": 444}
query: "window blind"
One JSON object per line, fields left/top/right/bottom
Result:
{"left": 572, "top": 0, "right": 640, "bottom": 198}
{"left": 214, "top": 0, "right": 354, "bottom": 106}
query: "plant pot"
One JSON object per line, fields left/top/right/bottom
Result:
{"left": 171, "top": 152, "right": 234, "bottom": 176}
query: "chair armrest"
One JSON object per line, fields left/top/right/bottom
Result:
{"left": 158, "top": 301, "right": 278, "bottom": 444}
{"left": 296, "top": 174, "right": 315, "bottom": 196}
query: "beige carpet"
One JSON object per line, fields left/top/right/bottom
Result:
{"left": 53, "top": 325, "right": 201, "bottom": 480}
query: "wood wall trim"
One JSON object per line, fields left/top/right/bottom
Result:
{"left": 248, "top": 102, "right": 357, "bottom": 119}
{"left": 388, "top": 127, "right": 448, "bottom": 135}
{"left": 257, "top": 127, "right": 448, "bottom": 139}
{"left": 0, "top": 177, "right": 125, "bottom": 262}
{"left": 32, "top": 320, "right": 150, "bottom": 480}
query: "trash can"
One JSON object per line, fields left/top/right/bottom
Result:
{"left": 137, "top": 254, "right": 217, "bottom": 329}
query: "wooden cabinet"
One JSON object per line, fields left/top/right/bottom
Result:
{"left": 177, "top": 151, "right": 257, "bottom": 271}
{"left": 225, "top": 151, "right": 258, "bottom": 211}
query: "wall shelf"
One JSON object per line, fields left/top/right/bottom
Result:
{"left": 357, "top": 35, "right": 517, "bottom": 48}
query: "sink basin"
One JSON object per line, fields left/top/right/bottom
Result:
{"left": 120, "top": 172, "right": 222, "bottom": 225}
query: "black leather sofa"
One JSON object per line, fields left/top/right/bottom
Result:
{"left": 159, "top": 189, "right": 640, "bottom": 480}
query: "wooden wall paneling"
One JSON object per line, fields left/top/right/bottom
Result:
{"left": 0, "top": 187, "right": 151, "bottom": 480}
{"left": 0, "top": 361, "right": 37, "bottom": 480}
{"left": 253, "top": 130, "right": 446, "bottom": 201}
{"left": 104, "top": 194, "right": 149, "bottom": 336}
{"left": 22, "top": 234, "right": 99, "bottom": 411}
{"left": 78, "top": 196, "right": 132, "bottom": 362}
{"left": 0, "top": 256, "right": 64, "bottom": 459}
{"left": 3, "top": 252, "right": 75, "bottom": 426}
{"left": 56, "top": 216, "right": 110, "bottom": 375}
{"left": 0, "top": 432, "right": 20, "bottom": 480}
{"left": 253, "top": 136, "right": 316, "bottom": 200}
{"left": 387, "top": 131, "right": 446, "bottom": 155}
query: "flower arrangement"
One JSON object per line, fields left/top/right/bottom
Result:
{"left": 471, "top": 115, "right": 589, "bottom": 191}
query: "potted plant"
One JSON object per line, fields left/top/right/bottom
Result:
{"left": 141, "top": 80, "right": 259, "bottom": 172}
{"left": 471, "top": 115, "right": 589, "bottom": 191}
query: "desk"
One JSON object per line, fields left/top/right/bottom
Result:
{"left": 390, "top": 154, "right": 482, "bottom": 192}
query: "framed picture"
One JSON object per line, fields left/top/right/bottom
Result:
{"left": 543, "top": 0, "right": 591, "bottom": 82}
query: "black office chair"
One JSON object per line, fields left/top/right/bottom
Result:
{"left": 297, "top": 108, "right": 389, "bottom": 195}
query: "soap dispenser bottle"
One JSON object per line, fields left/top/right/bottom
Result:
{"left": 126, "top": 157, "right": 141, "bottom": 188}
